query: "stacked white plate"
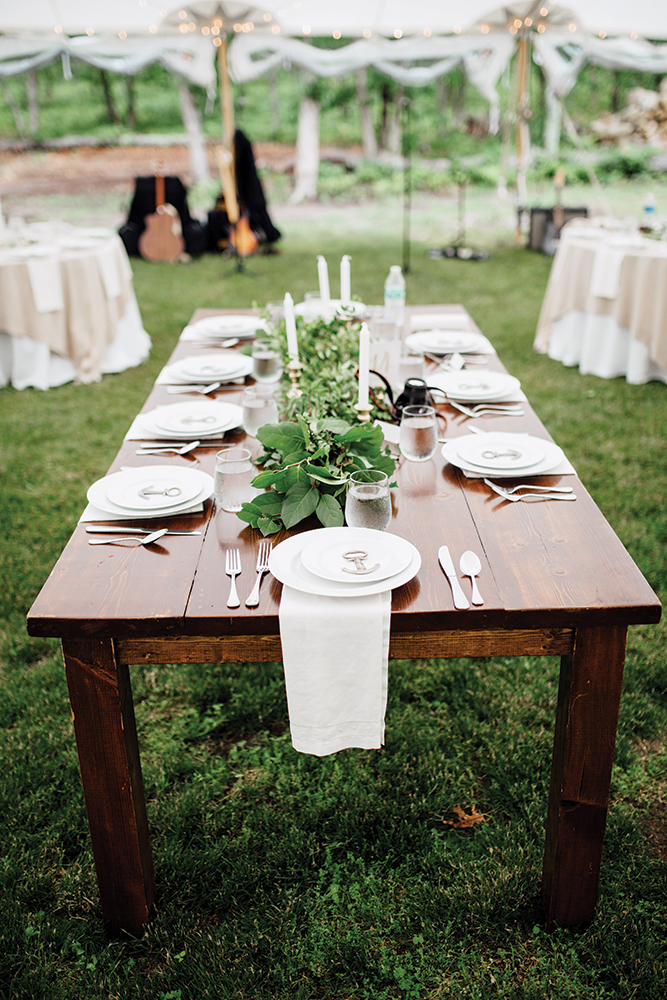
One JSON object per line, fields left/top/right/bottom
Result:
{"left": 405, "top": 330, "right": 489, "bottom": 355}
{"left": 134, "top": 400, "right": 243, "bottom": 439}
{"left": 429, "top": 370, "right": 521, "bottom": 401}
{"left": 185, "top": 314, "right": 265, "bottom": 340}
{"left": 165, "top": 353, "right": 254, "bottom": 384}
{"left": 442, "top": 432, "right": 566, "bottom": 478}
{"left": 410, "top": 313, "right": 470, "bottom": 331}
{"left": 87, "top": 465, "right": 214, "bottom": 518}
{"left": 269, "top": 526, "right": 421, "bottom": 597}
{"left": 295, "top": 299, "right": 368, "bottom": 320}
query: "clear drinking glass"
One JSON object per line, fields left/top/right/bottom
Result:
{"left": 251, "top": 339, "right": 283, "bottom": 383}
{"left": 399, "top": 404, "right": 438, "bottom": 462}
{"left": 397, "top": 345, "right": 425, "bottom": 385}
{"left": 214, "top": 446, "right": 254, "bottom": 512}
{"left": 242, "top": 385, "right": 279, "bottom": 437}
{"left": 345, "top": 469, "right": 392, "bottom": 531}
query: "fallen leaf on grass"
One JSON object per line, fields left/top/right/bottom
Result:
{"left": 443, "top": 804, "right": 489, "bottom": 828}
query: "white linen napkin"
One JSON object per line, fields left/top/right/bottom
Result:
{"left": 26, "top": 257, "right": 64, "bottom": 313}
{"left": 279, "top": 587, "right": 391, "bottom": 756}
{"left": 590, "top": 246, "right": 626, "bottom": 299}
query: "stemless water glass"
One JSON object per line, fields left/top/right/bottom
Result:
{"left": 242, "top": 385, "right": 279, "bottom": 437}
{"left": 345, "top": 469, "right": 392, "bottom": 531}
{"left": 399, "top": 404, "right": 438, "bottom": 462}
{"left": 251, "top": 339, "right": 283, "bottom": 383}
{"left": 214, "top": 446, "right": 254, "bottom": 512}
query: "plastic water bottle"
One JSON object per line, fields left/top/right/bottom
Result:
{"left": 384, "top": 265, "right": 406, "bottom": 327}
{"left": 643, "top": 192, "right": 656, "bottom": 229}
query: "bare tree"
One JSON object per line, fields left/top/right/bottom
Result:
{"left": 356, "top": 68, "right": 377, "bottom": 158}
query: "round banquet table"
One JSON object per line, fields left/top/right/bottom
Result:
{"left": 534, "top": 222, "right": 667, "bottom": 385}
{"left": 0, "top": 222, "right": 151, "bottom": 390}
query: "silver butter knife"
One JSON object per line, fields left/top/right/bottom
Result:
{"left": 86, "top": 527, "right": 201, "bottom": 535}
{"left": 438, "top": 545, "right": 470, "bottom": 610}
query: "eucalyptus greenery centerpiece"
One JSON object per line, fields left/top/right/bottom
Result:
{"left": 237, "top": 311, "right": 396, "bottom": 536}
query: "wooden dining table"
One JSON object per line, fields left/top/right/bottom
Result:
{"left": 26, "top": 305, "right": 661, "bottom": 937}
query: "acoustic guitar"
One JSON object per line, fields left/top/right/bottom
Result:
{"left": 138, "top": 172, "right": 185, "bottom": 262}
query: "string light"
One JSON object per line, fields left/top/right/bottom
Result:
{"left": 202, "top": 26, "right": 210, "bottom": 35}
{"left": 631, "top": 31, "right": 638, "bottom": 39}
{"left": 540, "top": 7, "right": 548, "bottom": 14}
{"left": 213, "top": 37, "right": 222, "bottom": 47}
{"left": 179, "top": 24, "right": 188, "bottom": 33}
{"left": 54, "top": 25, "right": 62, "bottom": 34}
{"left": 86, "top": 27, "right": 94, "bottom": 36}
{"left": 514, "top": 19, "right": 522, "bottom": 28}
{"left": 333, "top": 30, "right": 341, "bottom": 39}
{"left": 118, "top": 30, "right": 127, "bottom": 39}
{"left": 394, "top": 29, "right": 402, "bottom": 39}
{"left": 363, "top": 28, "right": 372, "bottom": 38}
{"left": 178, "top": 9, "right": 187, "bottom": 19}
{"left": 525, "top": 18, "right": 533, "bottom": 27}
{"left": 599, "top": 30, "right": 606, "bottom": 39}
{"left": 481, "top": 24, "right": 489, "bottom": 35}
{"left": 149, "top": 25, "right": 158, "bottom": 34}
{"left": 271, "top": 24, "right": 281, "bottom": 34}
{"left": 537, "top": 23, "right": 546, "bottom": 33}
{"left": 423, "top": 27, "right": 432, "bottom": 37}
{"left": 263, "top": 12, "right": 272, "bottom": 21}
{"left": 569, "top": 23, "right": 577, "bottom": 32}
{"left": 510, "top": 25, "right": 517, "bottom": 34}
{"left": 302, "top": 25, "right": 311, "bottom": 35}
{"left": 453, "top": 26, "right": 461, "bottom": 34}
{"left": 233, "top": 23, "right": 241, "bottom": 32}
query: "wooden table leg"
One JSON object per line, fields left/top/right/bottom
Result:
{"left": 62, "top": 637, "right": 155, "bottom": 935}
{"left": 542, "top": 624, "right": 628, "bottom": 927}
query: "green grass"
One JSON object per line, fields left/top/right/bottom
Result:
{"left": 1, "top": 221, "right": 666, "bottom": 999}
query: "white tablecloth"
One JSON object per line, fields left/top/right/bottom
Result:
{"left": 0, "top": 223, "right": 150, "bottom": 390}
{"left": 534, "top": 223, "right": 667, "bottom": 385}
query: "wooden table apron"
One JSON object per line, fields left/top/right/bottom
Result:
{"left": 27, "top": 306, "right": 661, "bottom": 936}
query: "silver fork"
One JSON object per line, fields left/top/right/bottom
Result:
{"left": 483, "top": 479, "right": 574, "bottom": 495}
{"left": 166, "top": 382, "right": 221, "bottom": 395}
{"left": 135, "top": 440, "right": 200, "bottom": 456}
{"left": 225, "top": 547, "right": 242, "bottom": 608}
{"left": 245, "top": 539, "right": 272, "bottom": 607}
{"left": 484, "top": 480, "right": 577, "bottom": 502}
{"left": 449, "top": 400, "right": 524, "bottom": 418}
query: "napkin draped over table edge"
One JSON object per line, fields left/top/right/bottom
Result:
{"left": 279, "top": 586, "right": 391, "bottom": 757}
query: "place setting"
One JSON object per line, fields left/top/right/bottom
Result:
{"left": 124, "top": 399, "right": 243, "bottom": 445}
{"left": 179, "top": 313, "right": 266, "bottom": 343}
{"left": 81, "top": 463, "right": 214, "bottom": 524}
{"left": 442, "top": 430, "right": 577, "bottom": 492}
{"left": 157, "top": 351, "right": 254, "bottom": 389}
{"left": 405, "top": 329, "right": 495, "bottom": 357}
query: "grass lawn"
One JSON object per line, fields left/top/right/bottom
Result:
{"left": 1, "top": 207, "right": 666, "bottom": 999}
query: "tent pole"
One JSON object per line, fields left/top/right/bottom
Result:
{"left": 217, "top": 37, "right": 239, "bottom": 225}
{"left": 402, "top": 98, "right": 412, "bottom": 274}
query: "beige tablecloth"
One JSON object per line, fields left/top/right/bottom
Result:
{"left": 534, "top": 227, "right": 667, "bottom": 376}
{"left": 0, "top": 227, "right": 145, "bottom": 385}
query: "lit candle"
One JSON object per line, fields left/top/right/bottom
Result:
{"left": 317, "top": 255, "right": 330, "bottom": 304}
{"left": 284, "top": 292, "right": 298, "bottom": 359}
{"left": 340, "top": 254, "right": 351, "bottom": 304}
{"left": 357, "top": 322, "right": 370, "bottom": 409}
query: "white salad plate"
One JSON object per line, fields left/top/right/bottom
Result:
{"left": 455, "top": 435, "right": 546, "bottom": 473}
{"left": 269, "top": 528, "right": 421, "bottom": 597}
{"left": 300, "top": 527, "right": 414, "bottom": 584}
{"left": 106, "top": 468, "right": 203, "bottom": 511}
{"left": 187, "top": 315, "right": 264, "bottom": 338}
{"left": 429, "top": 370, "right": 521, "bottom": 401}
{"left": 87, "top": 466, "right": 214, "bottom": 518}
{"left": 169, "top": 354, "right": 253, "bottom": 382}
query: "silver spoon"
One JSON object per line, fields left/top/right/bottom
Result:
{"left": 459, "top": 550, "right": 484, "bottom": 605}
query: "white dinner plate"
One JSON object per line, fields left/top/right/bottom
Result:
{"left": 410, "top": 313, "right": 470, "bottom": 331}
{"left": 269, "top": 528, "right": 421, "bottom": 597}
{"left": 442, "top": 433, "right": 565, "bottom": 479}
{"left": 301, "top": 527, "right": 414, "bottom": 584}
{"left": 429, "top": 370, "right": 521, "bottom": 401}
{"left": 150, "top": 401, "right": 242, "bottom": 436}
{"left": 405, "top": 331, "right": 483, "bottom": 354}
{"left": 106, "top": 468, "right": 203, "bottom": 511}
{"left": 10, "top": 245, "right": 55, "bottom": 258}
{"left": 169, "top": 354, "right": 252, "bottom": 381}
{"left": 187, "top": 315, "right": 264, "bottom": 338}
{"left": 136, "top": 402, "right": 243, "bottom": 440}
{"left": 87, "top": 466, "right": 214, "bottom": 517}
{"left": 455, "top": 435, "right": 546, "bottom": 473}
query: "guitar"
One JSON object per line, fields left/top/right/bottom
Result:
{"left": 138, "top": 172, "right": 185, "bottom": 262}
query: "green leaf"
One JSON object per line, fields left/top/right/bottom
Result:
{"left": 284, "top": 464, "right": 310, "bottom": 490}
{"left": 257, "top": 517, "right": 282, "bottom": 536}
{"left": 316, "top": 417, "right": 351, "bottom": 435}
{"left": 251, "top": 469, "right": 278, "bottom": 488}
{"left": 257, "top": 422, "right": 304, "bottom": 452}
{"left": 305, "top": 464, "right": 347, "bottom": 485}
{"left": 316, "top": 493, "right": 345, "bottom": 528}
{"left": 250, "top": 491, "right": 284, "bottom": 515}
{"left": 281, "top": 483, "right": 319, "bottom": 528}
{"left": 236, "top": 503, "right": 261, "bottom": 527}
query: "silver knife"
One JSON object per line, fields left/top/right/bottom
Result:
{"left": 86, "top": 526, "right": 201, "bottom": 535}
{"left": 438, "top": 545, "right": 470, "bottom": 610}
